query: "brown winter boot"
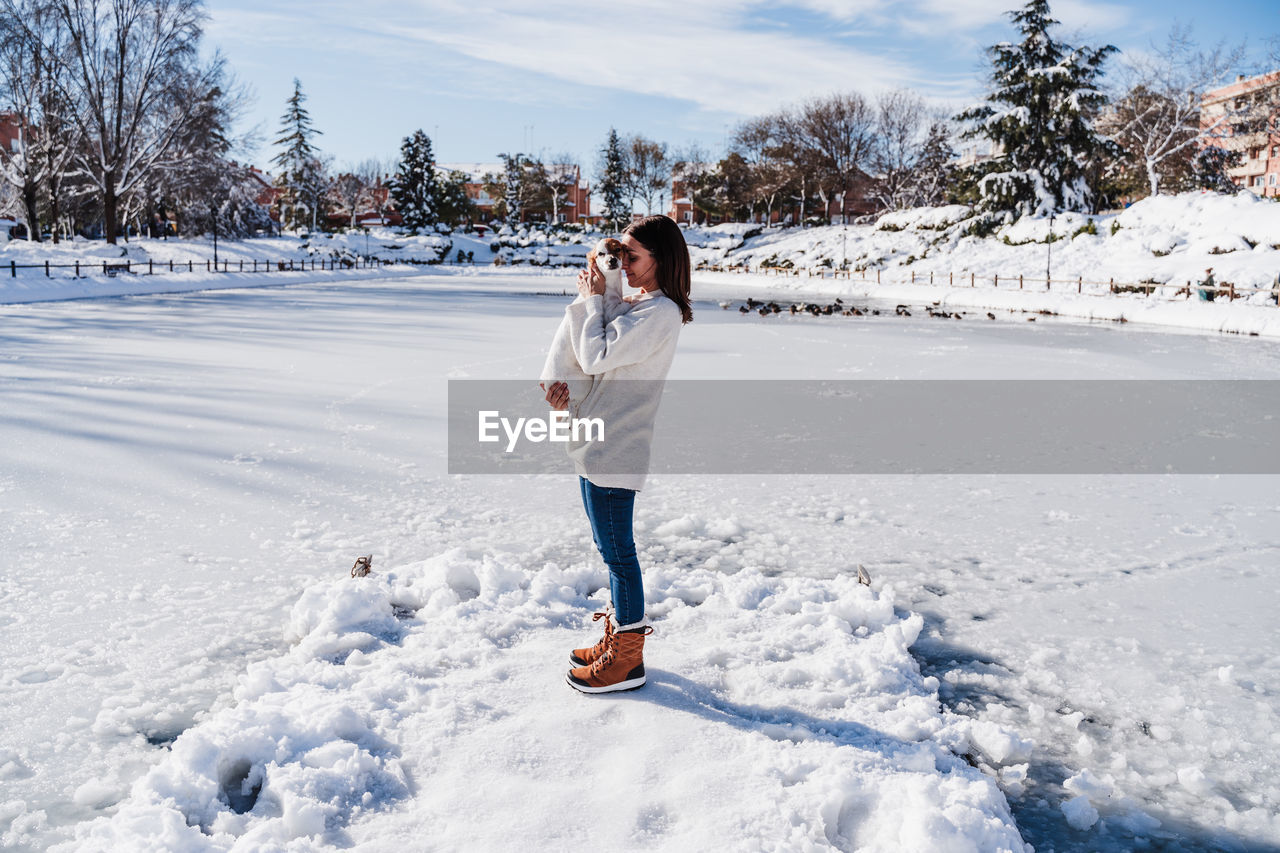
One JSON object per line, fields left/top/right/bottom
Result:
{"left": 569, "top": 607, "right": 614, "bottom": 667}
{"left": 566, "top": 621, "right": 653, "bottom": 694}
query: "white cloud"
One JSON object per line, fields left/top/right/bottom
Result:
{"left": 367, "top": 0, "right": 933, "bottom": 117}
{"left": 209, "top": 0, "right": 938, "bottom": 117}
{"left": 909, "top": 0, "right": 1132, "bottom": 36}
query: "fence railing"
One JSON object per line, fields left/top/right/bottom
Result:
{"left": 696, "top": 263, "right": 1280, "bottom": 305}
{"left": 7, "top": 254, "right": 1278, "bottom": 307}
{"left": 6, "top": 256, "right": 391, "bottom": 278}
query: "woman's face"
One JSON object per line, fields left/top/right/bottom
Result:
{"left": 620, "top": 234, "right": 657, "bottom": 291}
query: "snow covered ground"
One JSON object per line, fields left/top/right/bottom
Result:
{"left": 1, "top": 269, "right": 1278, "bottom": 851}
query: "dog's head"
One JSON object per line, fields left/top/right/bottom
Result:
{"left": 587, "top": 237, "right": 625, "bottom": 275}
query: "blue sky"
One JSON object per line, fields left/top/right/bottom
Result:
{"left": 204, "top": 0, "right": 1278, "bottom": 176}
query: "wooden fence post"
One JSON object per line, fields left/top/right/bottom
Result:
{"left": 148, "top": 259, "right": 153, "bottom": 275}
{"left": 994, "top": 275, "right": 998, "bottom": 288}
{"left": 75, "top": 260, "right": 80, "bottom": 276}
{"left": 971, "top": 272, "right": 974, "bottom": 287}
{"left": 911, "top": 270, "right": 915, "bottom": 284}
{"left": 10, "top": 260, "right": 15, "bottom": 277}
{"left": 45, "top": 260, "right": 49, "bottom": 277}
{"left": 1019, "top": 274, "right": 1023, "bottom": 289}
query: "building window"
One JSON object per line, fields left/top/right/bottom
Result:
{"left": 1274, "top": 145, "right": 1280, "bottom": 158}
{"left": 1251, "top": 148, "right": 1262, "bottom": 160}
{"left": 1271, "top": 174, "right": 1278, "bottom": 187}
{"left": 1254, "top": 176, "right": 1265, "bottom": 187}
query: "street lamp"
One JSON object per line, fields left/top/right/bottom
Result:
{"left": 1046, "top": 210, "right": 1054, "bottom": 285}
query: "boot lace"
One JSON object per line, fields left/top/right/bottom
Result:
{"left": 586, "top": 610, "right": 614, "bottom": 660}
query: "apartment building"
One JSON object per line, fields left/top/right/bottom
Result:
{"left": 1201, "top": 70, "right": 1280, "bottom": 197}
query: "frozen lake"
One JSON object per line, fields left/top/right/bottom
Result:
{"left": 2, "top": 271, "right": 1278, "bottom": 851}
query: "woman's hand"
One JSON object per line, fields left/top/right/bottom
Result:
{"left": 576, "top": 264, "right": 605, "bottom": 298}
{"left": 541, "top": 381, "right": 569, "bottom": 411}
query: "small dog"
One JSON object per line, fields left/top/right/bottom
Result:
{"left": 540, "top": 238, "right": 628, "bottom": 411}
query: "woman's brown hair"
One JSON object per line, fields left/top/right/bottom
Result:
{"left": 623, "top": 215, "right": 692, "bottom": 324}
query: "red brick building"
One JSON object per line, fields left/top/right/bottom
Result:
{"left": 1201, "top": 71, "right": 1280, "bottom": 197}
{"left": 0, "top": 113, "right": 21, "bottom": 156}
{"left": 441, "top": 162, "right": 593, "bottom": 225}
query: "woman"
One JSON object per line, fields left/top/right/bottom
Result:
{"left": 543, "top": 215, "right": 693, "bottom": 694}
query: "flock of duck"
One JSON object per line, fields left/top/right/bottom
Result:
{"left": 725, "top": 296, "right": 1006, "bottom": 322}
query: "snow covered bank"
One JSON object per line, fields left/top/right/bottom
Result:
{"left": 0, "top": 262, "right": 435, "bottom": 305}
{"left": 694, "top": 270, "right": 1280, "bottom": 339}
{"left": 58, "top": 550, "right": 1027, "bottom": 852}
{"left": 691, "top": 191, "right": 1280, "bottom": 302}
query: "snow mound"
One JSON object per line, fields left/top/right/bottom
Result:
{"left": 1114, "top": 191, "right": 1280, "bottom": 248}
{"left": 59, "top": 550, "right": 1027, "bottom": 851}
{"left": 875, "top": 205, "right": 974, "bottom": 232}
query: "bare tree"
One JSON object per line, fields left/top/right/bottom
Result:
{"left": 732, "top": 115, "right": 792, "bottom": 224}
{"left": 543, "top": 151, "right": 579, "bottom": 224}
{"left": 671, "top": 143, "right": 714, "bottom": 224}
{"left": 0, "top": 0, "right": 78, "bottom": 241}
{"left": 625, "top": 135, "right": 670, "bottom": 215}
{"left": 871, "top": 89, "right": 930, "bottom": 211}
{"left": 330, "top": 167, "right": 375, "bottom": 229}
{"left": 1106, "top": 24, "right": 1246, "bottom": 197}
{"left": 786, "top": 92, "right": 876, "bottom": 223}
{"left": 352, "top": 157, "right": 390, "bottom": 223}
{"left": 41, "top": 0, "right": 221, "bottom": 243}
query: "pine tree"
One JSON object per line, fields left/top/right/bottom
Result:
{"left": 956, "top": 0, "right": 1116, "bottom": 216}
{"left": 390, "top": 130, "right": 440, "bottom": 233}
{"left": 435, "top": 169, "right": 474, "bottom": 226}
{"left": 500, "top": 152, "right": 524, "bottom": 223}
{"left": 597, "top": 129, "right": 628, "bottom": 231}
{"left": 271, "top": 79, "right": 323, "bottom": 230}
{"left": 1188, "top": 146, "right": 1242, "bottom": 194}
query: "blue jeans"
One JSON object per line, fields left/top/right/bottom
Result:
{"left": 579, "top": 477, "right": 644, "bottom": 625}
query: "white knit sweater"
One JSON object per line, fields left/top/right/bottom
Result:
{"left": 562, "top": 288, "right": 683, "bottom": 491}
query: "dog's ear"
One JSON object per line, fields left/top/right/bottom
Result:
{"left": 603, "top": 237, "right": 625, "bottom": 254}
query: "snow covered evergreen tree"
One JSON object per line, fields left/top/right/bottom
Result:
{"left": 597, "top": 129, "right": 628, "bottom": 231}
{"left": 500, "top": 152, "right": 524, "bottom": 223}
{"left": 390, "top": 130, "right": 440, "bottom": 233}
{"left": 271, "top": 79, "right": 323, "bottom": 230}
{"left": 956, "top": 0, "right": 1116, "bottom": 216}
{"left": 1188, "top": 146, "right": 1241, "bottom": 194}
